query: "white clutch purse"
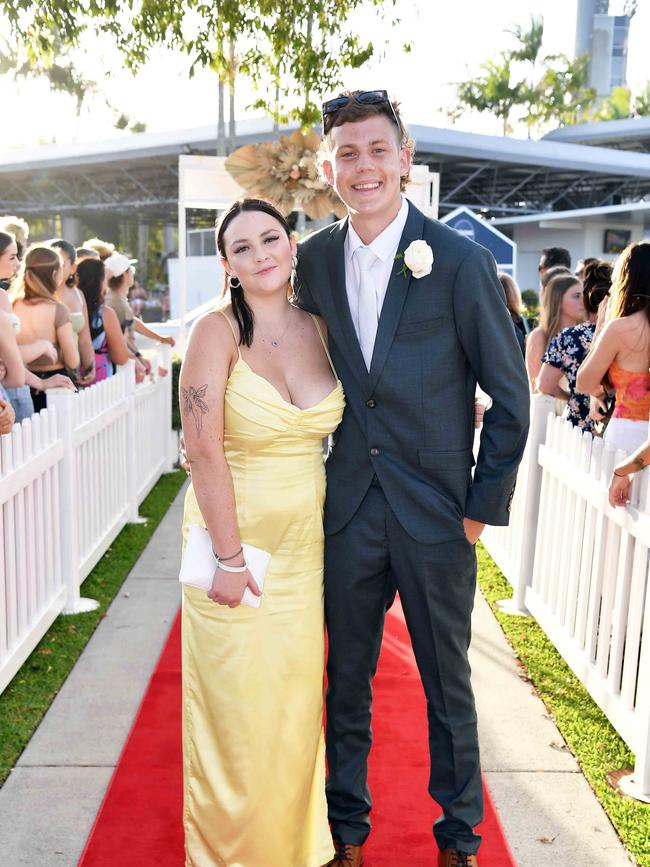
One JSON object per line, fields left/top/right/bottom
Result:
{"left": 179, "top": 524, "right": 270, "bottom": 609}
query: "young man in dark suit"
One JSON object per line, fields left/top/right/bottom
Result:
{"left": 298, "top": 91, "right": 530, "bottom": 867}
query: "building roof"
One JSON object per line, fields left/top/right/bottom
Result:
{"left": 0, "top": 118, "right": 291, "bottom": 172}
{"left": 2, "top": 119, "right": 650, "bottom": 224}
{"left": 542, "top": 117, "right": 650, "bottom": 152}
{"left": 410, "top": 124, "right": 650, "bottom": 216}
{"left": 492, "top": 200, "right": 650, "bottom": 226}
{"left": 411, "top": 124, "right": 650, "bottom": 175}
{"left": 0, "top": 119, "right": 297, "bottom": 226}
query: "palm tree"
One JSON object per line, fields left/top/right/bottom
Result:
{"left": 633, "top": 82, "right": 650, "bottom": 117}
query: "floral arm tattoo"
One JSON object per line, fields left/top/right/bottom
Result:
{"left": 181, "top": 384, "right": 209, "bottom": 437}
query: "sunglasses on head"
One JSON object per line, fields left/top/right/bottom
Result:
{"left": 321, "top": 89, "right": 401, "bottom": 134}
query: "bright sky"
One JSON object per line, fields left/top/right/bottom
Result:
{"left": 0, "top": 0, "right": 648, "bottom": 151}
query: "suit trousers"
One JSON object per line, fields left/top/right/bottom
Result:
{"left": 324, "top": 481, "right": 483, "bottom": 854}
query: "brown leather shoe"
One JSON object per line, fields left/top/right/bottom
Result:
{"left": 437, "top": 850, "right": 478, "bottom": 867}
{"left": 322, "top": 838, "right": 364, "bottom": 866}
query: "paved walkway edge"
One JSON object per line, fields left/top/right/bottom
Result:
{"left": 0, "top": 487, "right": 633, "bottom": 866}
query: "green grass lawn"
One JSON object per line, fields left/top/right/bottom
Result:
{"left": 0, "top": 469, "right": 186, "bottom": 787}
{"left": 477, "top": 543, "right": 650, "bottom": 867}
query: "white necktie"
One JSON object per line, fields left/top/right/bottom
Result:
{"left": 354, "top": 246, "right": 379, "bottom": 370}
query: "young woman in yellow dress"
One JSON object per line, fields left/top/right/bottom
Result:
{"left": 179, "top": 198, "right": 344, "bottom": 867}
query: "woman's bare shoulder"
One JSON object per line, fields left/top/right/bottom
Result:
{"left": 600, "top": 315, "right": 643, "bottom": 343}
{"left": 605, "top": 315, "right": 631, "bottom": 332}
{"left": 608, "top": 311, "right": 650, "bottom": 350}
{"left": 613, "top": 311, "right": 649, "bottom": 331}
{"left": 102, "top": 304, "right": 119, "bottom": 326}
{"left": 187, "top": 304, "right": 239, "bottom": 365}
{"left": 191, "top": 304, "right": 234, "bottom": 338}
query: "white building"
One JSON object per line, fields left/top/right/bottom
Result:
{"left": 493, "top": 201, "right": 650, "bottom": 292}
{"left": 574, "top": 0, "right": 633, "bottom": 97}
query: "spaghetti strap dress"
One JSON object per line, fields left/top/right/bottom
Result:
{"left": 181, "top": 310, "right": 344, "bottom": 867}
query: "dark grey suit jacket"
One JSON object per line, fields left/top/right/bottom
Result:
{"left": 297, "top": 201, "right": 530, "bottom": 545}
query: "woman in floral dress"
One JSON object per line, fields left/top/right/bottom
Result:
{"left": 537, "top": 261, "right": 612, "bottom": 431}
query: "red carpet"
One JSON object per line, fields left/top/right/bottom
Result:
{"left": 79, "top": 602, "right": 516, "bottom": 866}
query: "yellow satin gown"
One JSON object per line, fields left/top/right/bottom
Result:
{"left": 182, "top": 311, "right": 344, "bottom": 867}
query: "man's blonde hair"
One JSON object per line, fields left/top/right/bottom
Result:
{"left": 83, "top": 237, "right": 115, "bottom": 261}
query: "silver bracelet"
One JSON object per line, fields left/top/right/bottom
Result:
{"left": 215, "top": 545, "right": 243, "bottom": 562}
{"left": 215, "top": 559, "right": 247, "bottom": 573}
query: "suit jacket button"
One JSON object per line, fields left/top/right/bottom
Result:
{"left": 367, "top": 399, "right": 377, "bottom": 408}
{"left": 370, "top": 447, "right": 380, "bottom": 457}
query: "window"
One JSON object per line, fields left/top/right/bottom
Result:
{"left": 187, "top": 229, "right": 217, "bottom": 257}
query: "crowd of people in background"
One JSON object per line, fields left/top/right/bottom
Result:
{"left": 1, "top": 213, "right": 648, "bottom": 505}
{"left": 0, "top": 215, "right": 175, "bottom": 434}
{"left": 506, "top": 241, "right": 650, "bottom": 507}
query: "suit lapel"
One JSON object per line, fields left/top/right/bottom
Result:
{"left": 368, "top": 202, "right": 425, "bottom": 392}
{"left": 325, "top": 217, "right": 369, "bottom": 390}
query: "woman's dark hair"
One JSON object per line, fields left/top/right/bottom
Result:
{"left": 576, "top": 256, "right": 597, "bottom": 277}
{"left": 0, "top": 230, "right": 15, "bottom": 256}
{"left": 49, "top": 239, "right": 77, "bottom": 286}
{"left": 108, "top": 272, "right": 130, "bottom": 291}
{"left": 215, "top": 198, "right": 292, "bottom": 347}
{"left": 582, "top": 259, "right": 612, "bottom": 315}
{"left": 610, "top": 241, "right": 650, "bottom": 325}
{"left": 541, "top": 247, "right": 571, "bottom": 269}
{"left": 76, "top": 257, "right": 106, "bottom": 323}
{"left": 49, "top": 238, "right": 76, "bottom": 263}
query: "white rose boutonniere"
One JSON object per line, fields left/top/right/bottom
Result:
{"left": 399, "top": 240, "right": 434, "bottom": 279}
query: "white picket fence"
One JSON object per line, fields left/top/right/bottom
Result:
{"left": 0, "top": 348, "right": 176, "bottom": 695}
{"left": 482, "top": 395, "right": 650, "bottom": 800}
{"left": 480, "top": 394, "right": 556, "bottom": 614}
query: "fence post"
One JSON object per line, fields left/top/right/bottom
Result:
{"left": 498, "top": 393, "right": 555, "bottom": 615}
{"left": 124, "top": 360, "right": 147, "bottom": 524}
{"left": 46, "top": 388, "right": 99, "bottom": 614}
{"left": 617, "top": 546, "right": 650, "bottom": 803}
{"left": 161, "top": 344, "right": 175, "bottom": 473}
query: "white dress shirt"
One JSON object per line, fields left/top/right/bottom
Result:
{"left": 344, "top": 197, "right": 409, "bottom": 354}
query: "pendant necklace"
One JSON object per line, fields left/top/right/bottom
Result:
{"left": 263, "top": 316, "right": 292, "bottom": 348}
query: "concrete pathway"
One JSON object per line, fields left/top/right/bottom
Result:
{"left": 0, "top": 486, "right": 634, "bottom": 866}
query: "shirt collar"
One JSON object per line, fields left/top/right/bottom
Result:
{"left": 346, "top": 197, "right": 409, "bottom": 263}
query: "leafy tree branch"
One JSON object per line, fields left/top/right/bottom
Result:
{"left": 2, "top": 0, "right": 409, "bottom": 133}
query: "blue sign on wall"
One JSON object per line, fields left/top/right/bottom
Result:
{"left": 441, "top": 207, "right": 516, "bottom": 276}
